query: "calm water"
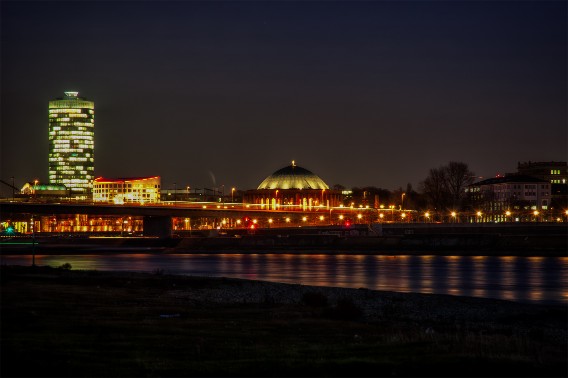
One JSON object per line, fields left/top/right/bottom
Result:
{"left": 2, "top": 253, "right": 567, "bottom": 305}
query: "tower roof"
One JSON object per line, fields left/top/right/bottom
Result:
{"left": 257, "top": 161, "right": 329, "bottom": 190}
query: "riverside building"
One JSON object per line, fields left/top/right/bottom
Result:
{"left": 244, "top": 161, "right": 342, "bottom": 210}
{"left": 467, "top": 175, "right": 551, "bottom": 221}
{"left": 48, "top": 91, "right": 94, "bottom": 195}
{"left": 93, "top": 176, "right": 161, "bottom": 204}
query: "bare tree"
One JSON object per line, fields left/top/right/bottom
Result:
{"left": 420, "top": 167, "right": 449, "bottom": 212}
{"left": 445, "top": 161, "right": 475, "bottom": 209}
{"left": 420, "top": 162, "right": 476, "bottom": 215}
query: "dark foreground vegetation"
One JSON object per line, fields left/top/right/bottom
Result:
{"left": 1, "top": 265, "right": 566, "bottom": 377}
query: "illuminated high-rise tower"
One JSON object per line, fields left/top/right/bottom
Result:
{"left": 48, "top": 91, "right": 94, "bottom": 194}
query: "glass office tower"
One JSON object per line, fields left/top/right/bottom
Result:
{"left": 48, "top": 91, "right": 94, "bottom": 194}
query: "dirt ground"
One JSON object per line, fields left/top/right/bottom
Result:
{"left": 1, "top": 264, "right": 566, "bottom": 377}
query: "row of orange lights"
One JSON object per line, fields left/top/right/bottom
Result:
{"left": 231, "top": 214, "right": 367, "bottom": 224}
{"left": 446, "top": 210, "right": 568, "bottom": 217}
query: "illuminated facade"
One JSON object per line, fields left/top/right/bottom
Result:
{"left": 515, "top": 161, "right": 567, "bottom": 206}
{"left": 48, "top": 91, "right": 94, "bottom": 194}
{"left": 244, "top": 161, "right": 342, "bottom": 209}
{"left": 467, "top": 175, "right": 551, "bottom": 213}
{"left": 93, "top": 176, "right": 161, "bottom": 204}
{"left": 21, "top": 182, "right": 68, "bottom": 197}
{"left": 516, "top": 161, "right": 567, "bottom": 185}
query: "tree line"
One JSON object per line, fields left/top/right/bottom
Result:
{"left": 335, "top": 161, "right": 476, "bottom": 213}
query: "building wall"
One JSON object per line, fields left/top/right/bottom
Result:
{"left": 517, "top": 161, "right": 567, "bottom": 185}
{"left": 469, "top": 179, "right": 551, "bottom": 214}
{"left": 243, "top": 189, "right": 342, "bottom": 210}
{"left": 93, "top": 177, "right": 161, "bottom": 204}
{"left": 48, "top": 91, "right": 95, "bottom": 194}
{"left": 516, "top": 161, "right": 567, "bottom": 207}
{"left": 21, "top": 182, "right": 68, "bottom": 197}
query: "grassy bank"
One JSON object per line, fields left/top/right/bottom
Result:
{"left": 1, "top": 265, "right": 566, "bottom": 377}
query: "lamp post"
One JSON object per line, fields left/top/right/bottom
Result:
{"left": 187, "top": 186, "right": 190, "bottom": 201}
{"left": 401, "top": 193, "right": 406, "bottom": 210}
{"left": 33, "top": 179, "right": 39, "bottom": 200}
{"left": 10, "top": 176, "right": 14, "bottom": 201}
{"left": 173, "top": 182, "right": 177, "bottom": 205}
{"left": 231, "top": 187, "right": 235, "bottom": 202}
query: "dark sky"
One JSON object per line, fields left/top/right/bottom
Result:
{"left": 1, "top": 1, "right": 566, "bottom": 194}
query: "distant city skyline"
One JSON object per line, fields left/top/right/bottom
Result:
{"left": 1, "top": 1, "right": 566, "bottom": 195}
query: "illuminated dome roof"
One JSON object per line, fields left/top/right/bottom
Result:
{"left": 257, "top": 161, "right": 329, "bottom": 190}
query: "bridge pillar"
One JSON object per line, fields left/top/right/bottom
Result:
{"left": 143, "top": 216, "right": 173, "bottom": 238}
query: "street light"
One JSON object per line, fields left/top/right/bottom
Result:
{"left": 401, "top": 193, "right": 406, "bottom": 210}
{"left": 231, "top": 187, "right": 236, "bottom": 202}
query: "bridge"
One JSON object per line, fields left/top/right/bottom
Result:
{"left": 0, "top": 201, "right": 377, "bottom": 237}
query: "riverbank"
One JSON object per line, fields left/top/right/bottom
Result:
{"left": 2, "top": 223, "right": 566, "bottom": 256}
{"left": 1, "top": 234, "right": 567, "bottom": 256}
{"left": 1, "top": 265, "right": 566, "bottom": 377}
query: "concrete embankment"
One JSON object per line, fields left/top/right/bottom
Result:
{"left": 1, "top": 223, "right": 566, "bottom": 256}
{"left": 170, "top": 233, "right": 566, "bottom": 255}
{"left": 169, "top": 223, "right": 567, "bottom": 255}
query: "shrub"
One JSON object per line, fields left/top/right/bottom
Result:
{"left": 58, "top": 263, "right": 72, "bottom": 270}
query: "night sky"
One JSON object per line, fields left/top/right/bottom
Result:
{"left": 1, "top": 1, "right": 566, "bottom": 195}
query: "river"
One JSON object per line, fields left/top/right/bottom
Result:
{"left": 2, "top": 253, "right": 567, "bottom": 305}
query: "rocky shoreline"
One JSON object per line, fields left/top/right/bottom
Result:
{"left": 2, "top": 265, "right": 567, "bottom": 377}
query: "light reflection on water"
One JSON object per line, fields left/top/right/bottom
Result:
{"left": 2, "top": 253, "right": 567, "bottom": 305}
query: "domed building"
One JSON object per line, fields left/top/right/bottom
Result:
{"left": 244, "top": 161, "right": 342, "bottom": 210}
